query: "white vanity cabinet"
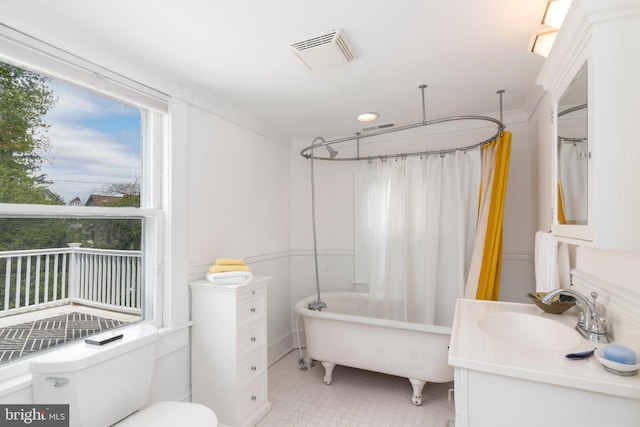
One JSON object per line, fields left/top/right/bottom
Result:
{"left": 537, "top": 0, "right": 640, "bottom": 250}
{"left": 453, "top": 368, "right": 640, "bottom": 427}
{"left": 449, "top": 299, "right": 640, "bottom": 427}
{"left": 190, "top": 277, "right": 272, "bottom": 427}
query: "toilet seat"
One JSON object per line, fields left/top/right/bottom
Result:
{"left": 115, "top": 401, "right": 218, "bottom": 426}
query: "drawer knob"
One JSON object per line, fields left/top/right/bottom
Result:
{"left": 250, "top": 307, "right": 256, "bottom": 313}
{"left": 251, "top": 395, "right": 257, "bottom": 401}
{"left": 251, "top": 366, "right": 257, "bottom": 371}
{"left": 252, "top": 291, "right": 256, "bottom": 295}
{"left": 251, "top": 336, "right": 256, "bottom": 342}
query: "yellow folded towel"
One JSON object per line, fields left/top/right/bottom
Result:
{"left": 208, "top": 264, "right": 251, "bottom": 273}
{"left": 215, "top": 258, "right": 246, "bottom": 266}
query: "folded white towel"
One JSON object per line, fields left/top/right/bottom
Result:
{"left": 205, "top": 271, "right": 254, "bottom": 286}
{"left": 535, "top": 231, "right": 569, "bottom": 292}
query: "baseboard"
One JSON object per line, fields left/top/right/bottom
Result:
{"left": 292, "top": 329, "right": 306, "bottom": 350}
{"left": 267, "top": 332, "right": 294, "bottom": 367}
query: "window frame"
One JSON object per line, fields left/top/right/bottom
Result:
{"left": 0, "top": 29, "right": 168, "bottom": 336}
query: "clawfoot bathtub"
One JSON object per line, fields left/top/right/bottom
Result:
{"left": 295, "top": 292, "right": 453, "bottom": 405}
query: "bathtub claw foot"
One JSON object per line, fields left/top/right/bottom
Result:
{"left": 321, "top": 361, "right": 335, "bottom": 385}
{"left": 409, "top": 378, "right": 426, "bottom": 406}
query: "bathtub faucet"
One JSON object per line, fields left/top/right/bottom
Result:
{"left": 541, "top": 289, "right": 608, "bottom": 343}
{"left": 308, "top": 300, "right": 327, "bottom": 311}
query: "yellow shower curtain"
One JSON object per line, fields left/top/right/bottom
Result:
{"left": 465, "top": 130, "right": 512, "bottom": 300}
{"left": 557, "top": 181, "right": 567, "bottom": 224}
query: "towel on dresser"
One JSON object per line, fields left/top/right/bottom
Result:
{"left": 534, "top": 231, "right": 570, "bottom": 292}
{"left": 208, "top": 264, "right": 251, "bottom": 273}
{"left": 214, "top": 258, "right": 246, "bottom": 266}
{"left": 205, "top": 271, "right": 254, "bottom": 285}
{"left": 205, "top": 257, "right": 252, "bottom": 283}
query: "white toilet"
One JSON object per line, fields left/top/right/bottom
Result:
{"left": 115, "top": 401, "right": 217, "bottom": 426}
{"left": 30, "top": 324, "right": 217, "bottom": 427}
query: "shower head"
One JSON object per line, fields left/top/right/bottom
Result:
{"left": 326, "top": 145, "right": 339, "bottom": 158}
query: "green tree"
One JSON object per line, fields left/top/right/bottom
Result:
{"left": 101, "top": 177, "right": 141, "bottom": 208}
{"left": 0, "top": 61, "right": 59, "bottom": 204}
{"left": 0, "top": 218, "right": 82, "bottom": 251}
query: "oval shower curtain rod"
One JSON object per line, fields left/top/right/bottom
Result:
{"left": 300, "top": 85, "right": 506, "bottom": 161}
{"left": 558, "top": 103, "right": 588, "bottom": 144}
{"left": 558, "top": 103, "right": 587, "bottom": 117}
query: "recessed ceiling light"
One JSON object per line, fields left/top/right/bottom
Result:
{"left": 357, "top": 112, "right": 379, "bottom": 122}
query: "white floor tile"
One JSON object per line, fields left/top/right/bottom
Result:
{"left": 257, "top": 350, "right": 455, "bottom": 427}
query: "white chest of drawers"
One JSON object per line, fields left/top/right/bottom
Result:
{"left": 190, "top": 277, "right": 271, "bottom": 427}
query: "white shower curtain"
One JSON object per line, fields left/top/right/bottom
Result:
{"left": 354, "top": 150, "right": 481, "bottom": 326}
{"left": 559, "top": 140, "right": 588, "bottom": 223}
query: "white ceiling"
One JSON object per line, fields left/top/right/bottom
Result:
{"left": 0, "top": 0, "right": 548, "bottom": 141}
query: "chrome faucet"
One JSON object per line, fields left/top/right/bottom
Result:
{"left": 542, "top": 289, "right": 609, "bottom": 343}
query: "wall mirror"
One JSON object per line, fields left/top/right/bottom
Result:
{"left": 556, "top": 62, "right": 588, "bottom": 226}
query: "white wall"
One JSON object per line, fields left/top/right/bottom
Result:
{"left": 288, "top": 143, "right": 355, "bottom": 344}
{"left": 185, "top": 104, "right": 293, "bottom": 364}
{"left": 500, "top": 119, "right": 536, "bottom": 303}
{"left": 535, "top": 91, "right": 553, "bottom": 234}
{"left": 186, "top": 105, "right": 291, "bottom": 265}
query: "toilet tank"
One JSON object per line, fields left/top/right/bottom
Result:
{"left": 31, "top": 324, "right": 159, "bottom": 427}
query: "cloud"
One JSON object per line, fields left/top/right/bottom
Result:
{"left": 40, "top": 124, "right": 140, "bottom": 203}
{"left": 40, "top": 79, "right": 142, "bottom": 203}
{"left": 45, "top": 126, "right": 139, "bottom": 175}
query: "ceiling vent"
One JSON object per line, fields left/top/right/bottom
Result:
{"left": 290, "top": 29, "right": 355, "bottom": 70}
{"left": 363, "top": 123, "right": 395, "bottom": 132}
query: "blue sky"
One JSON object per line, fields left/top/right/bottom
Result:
{"left": 41, "top": 79, "right": 142, "bottom": 204}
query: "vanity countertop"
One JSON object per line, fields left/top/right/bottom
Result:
{"left": 448, "top": 299, "right": 640, "bottom": 399}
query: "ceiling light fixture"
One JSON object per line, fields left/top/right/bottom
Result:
{"left": 529, "top": 0, "right": 572, "bottom": 57}
{"left": 542, "top": 0, "right": 572, "bottom": 28}
{"left": 356, "top": 112, "right": 379, "bottom": 122}
{"left": 530, "top": 30, "right": 559, "bottom": 57}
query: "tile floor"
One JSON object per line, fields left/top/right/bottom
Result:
{"left": 257, "top": 350, "right": 455, "bottom": 427}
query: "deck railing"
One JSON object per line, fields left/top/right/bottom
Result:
{"left": 0, "top": 244, "right": 142, "bottom": 317}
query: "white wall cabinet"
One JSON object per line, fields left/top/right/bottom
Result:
{"left": 537, "top": 0, "right": 640, "bottom": 250}
{"left": 190, "top": 277, "right": 271, "bottom": 427}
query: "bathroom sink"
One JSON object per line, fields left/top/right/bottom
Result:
{"left": 478, "top": 312, "right": 582, "bottom": 350}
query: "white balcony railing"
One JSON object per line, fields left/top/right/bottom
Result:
{"left": 0, "top": 244, "right": 142, "bottom": 317}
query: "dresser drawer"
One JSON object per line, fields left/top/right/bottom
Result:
{"left": 190, "top": 277, "right": 271, "bottom": 427}
{"left": 237, "top": 321, "right": 266, "bottom": 359}
{"left": 238, "top": 374, "right": 268, "bottom": 425}
{"left": 237, "top": 291, "right": 266, "bottom": 329}
{"left": 238, "top": 350, "right": 266, "bottom": 388}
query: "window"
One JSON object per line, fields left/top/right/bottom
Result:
{"left": 0, "top": 36, "right": 167, "bottom": 365}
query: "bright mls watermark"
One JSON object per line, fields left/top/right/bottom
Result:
{"left": 0, "top": 405, "right": 69, "bottom": 426}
